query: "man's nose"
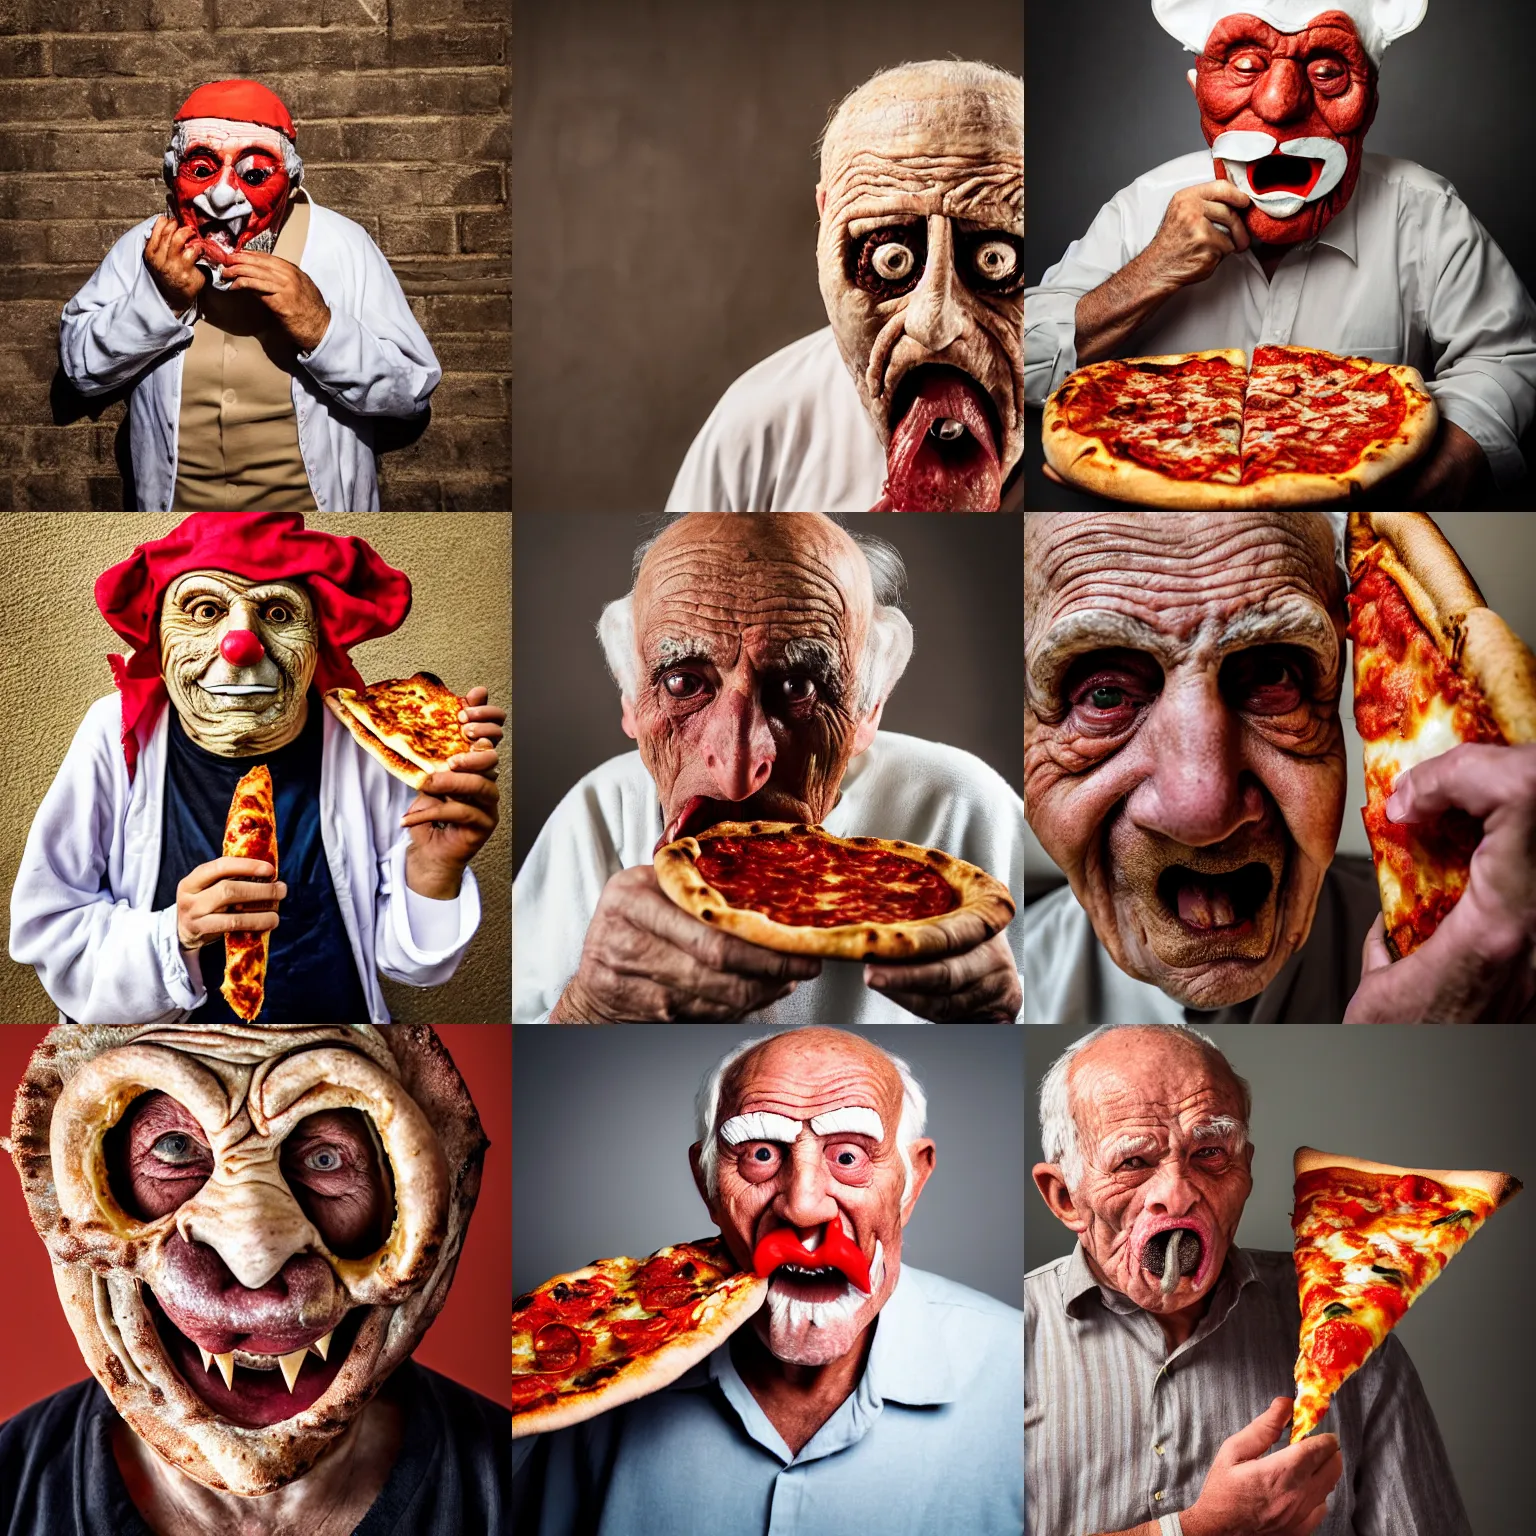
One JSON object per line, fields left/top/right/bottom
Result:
{"left": 1251, "top": 57, "right": 1311, "bottom": 125}
{"left": 775, "top": 1150, "right": 839, "bottom": 1230}
{"left": 175, "top": 1170, "right": 323, "bottom": 1290}
{"left": 902, "top": 216, "right": 967, "bottom": 354}
{"left": 205, "top": 170, "right": 242, "bottom": 213}
{"left": 1142, "top": 1161, "right": 1201, "bottom": 1217}
{"left": 1132, "top": 679, "right": 1262, "bottom": 847}
{"left": 700, "top": 680, "right": 776, "bottom": 802}
{"left": 219, "top": 598, "right": 266, "bottom": 667}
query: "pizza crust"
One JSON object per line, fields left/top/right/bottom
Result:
{"left": 1293, "top": 1145, "right": 1523, "bottom": 1208}
{"left": 512, "top": 1255, "right": 767, "bottom": 1439}
{"left": 653, "top": 820, "right": 1017, "bottom": 961}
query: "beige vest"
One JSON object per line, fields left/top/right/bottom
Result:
{"left": 173, "top": 193, "right": 317, "bottom": 511}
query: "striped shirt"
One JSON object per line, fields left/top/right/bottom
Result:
{"left": 1025, "top": 1243, "right": 1470, "bottom": 1536}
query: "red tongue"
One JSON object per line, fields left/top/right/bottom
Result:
{"left": 1176, "top": 877, "right": 1237, "bottom": 931}
{"left": 877, "top": 373, "right": 1002, "bottom": 512}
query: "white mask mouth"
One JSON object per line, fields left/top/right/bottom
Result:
{"left": 1212, "top": 131, "right": 1349, "bottom": 218}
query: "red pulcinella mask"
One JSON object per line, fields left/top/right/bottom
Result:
{"left": 1194, "top": 12, "right": 1378, "bottom": 245}
{"left": 164, "top": 80, "right": 301, "bottom": 284}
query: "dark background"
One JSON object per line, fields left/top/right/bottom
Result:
{"left": 514, "top": 1024, "right": 1023, "bottom": 1307}
{"left": 511, "top": 0, "right": 1023, "bottom": 512}
{"left": 511, "top": 512, "right": 1024, "bottom": 873}
{"left": 1025, "top": 1025, "right": 1535, "bottom": 1536}
{"left": 0, "top": 1, "right": 510, "bottom": 511}
{"left": 1025, "top": 0, "right": 1536, "bottom": 509}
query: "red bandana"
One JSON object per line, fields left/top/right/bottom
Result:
{"left": 95, "top": 513, "right": 413, "bottom": 777}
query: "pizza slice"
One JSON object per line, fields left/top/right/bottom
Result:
{"left": 1347, "top": 513, "right": 1536, "bottom": 956}
{"left": 1291, "top": 1145, "right": 1520, "bottom": 1442}
{"left": 220, "top": 764, "right": 277, "bottom": 1023}
{"left": 323, "top": 672, "right": 471, "bottom": 790}
{"left": 512, "top": 1237, "right": 767, "bottom": 1437}
{"left": 653, "top": 820, "right": 1016, "bottom": 961}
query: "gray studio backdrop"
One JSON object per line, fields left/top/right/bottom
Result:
{"left": 512, "top": 0, "right": 1024, "bottom": 511}
{"left": 514, "top": 1024, "right": 1023, "bottom": 1307}
{"left": 1025, "top": 1025, "right": 1535, "bottom": 1536}
{"left": 513, "top": 513, "right": 1024, "bottom": 874}
{"left": 1024, "top": 511, "right": 1536, "bottom": 895}
{"left": 1027, "top": 0, "right": 1536, "bottom": 299}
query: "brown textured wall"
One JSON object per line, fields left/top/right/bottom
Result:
{"left": 0, "top": 2, "right": 511, "bottom": 511}
{"left": 0, "top": 511, "right": 510, "bottom": 1023}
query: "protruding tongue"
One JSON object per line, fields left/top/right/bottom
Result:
{"left": 875, "top": 371, "right": 1002, "bottom": 512}
{"left": 1177, "top": 876, "right": 1237, "bottom": 930}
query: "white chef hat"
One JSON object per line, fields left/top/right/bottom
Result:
{"left": 1151, "top": 1, "right": 1428, "bottom": 65}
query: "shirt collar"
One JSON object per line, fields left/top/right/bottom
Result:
{"left": 1059, "top": 1240, "right": 1260, "bottom": 1326}
{"left": 1314, "top": 185, "right": 1361, "bottom": 264}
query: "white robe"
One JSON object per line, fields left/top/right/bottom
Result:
{"left": 513, "top": 731, "right": 1026, "bottom": 1023}
{"left": 9, "top": 695, "right": 480, "bottom": 1025}
{"left": 666, "top": 327, "right": 887, "bottom": 512}
{"left": 58, "top": 198, "right": 441, "bottom": 513}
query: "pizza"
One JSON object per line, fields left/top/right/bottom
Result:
{"left": 323, "top": 672, "right": 471, "bottom": 790}
{"left": 220, "top": 764, "right": 277, "bottom": 1023}
{"left": 1290, "top": 1145, "right": 1520, "bottom": 1442}
{"left": 1347, "top": 512, "right": 1536, "bottom": 957}
{"left": 653, "top": 820, "right": 1016, "bottom": 961}
{"left": 1042, "top": 345, "right": 1437, "bottom": 507}
{"left": 512, "top": 1236, "right": 766, "bottom": 1438}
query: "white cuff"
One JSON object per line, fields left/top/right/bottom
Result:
{"left": 1159, "top": 1513, "right": 1184, "bottom": 1536}
{"left": 156, "top": 905, "right": 206, "bottom": 1011}
{"left": 403, "top": 882, "right": 467, "bottom": 952}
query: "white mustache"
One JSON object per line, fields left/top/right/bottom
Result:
{"left": 765, "top": 1240, "right": 885, "bottom": 1333}
{"left": 1211, "top": 131, "right": 1349, "bottom": 218}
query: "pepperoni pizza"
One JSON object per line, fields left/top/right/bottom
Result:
{"left": 324, "top": 672, "right": 471, "bottom": 790}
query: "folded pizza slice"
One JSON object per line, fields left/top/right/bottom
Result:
{"left": 220, "top": 763, "right": 277, "bottom": 1023}
{"left": 1346, "top": 512, "right": 1536, "bottom": 956}
{"left": 324, "top": 672, "right": 471, "bottom": 790}
{"left": 1291, "top": 1145, "right": 1520, "bottom": 1442}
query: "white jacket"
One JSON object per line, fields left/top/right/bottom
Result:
{"left": 59, "top": 200, "right": 441, "bottom": 512}
{"left": 9, "top": 696, "right": 480, "bottom": 1025}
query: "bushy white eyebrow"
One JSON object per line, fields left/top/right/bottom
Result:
{"left": 720, "top": 1112, "right": 803, "bottom": 1145}
{"left": 809, "top": 1107, "right": 885, "bottom": 1139}
{"left": 1191, "top": 1116, "right": 1247, "bottom": 1145}
{"left": 1100, "top": 1132, "right": 1160, "bottom": 1166}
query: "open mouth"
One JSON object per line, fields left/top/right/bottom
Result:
{"left": 1141, "top": 1227, "right": 1204, "bottom": 1293}
{"left": 769, "top": 1265, "right": 856, "bottom": 1304}
{"left": 655, "top": 793, "right": 807, "bottom": 852}
{"left": 880, "top": 364, "right": 1003, "bottom": 512}
{"left": 145, "top": 1288, "right": 363, "bottom": 1429}
{"left": 1248, "top": 154, "right": 1324, "bottom": 198}
{"left": 194, "top": 214, "right": 247, "bottom": 261}
{"left": 1155, "top": 862, "right": 1273, "bottom": 935}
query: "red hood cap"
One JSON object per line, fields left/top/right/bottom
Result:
{"left": 174, "top": 79, "right": 296, "bottom": 140}
{"left": 96, "top": 512, "right": 412, "bottom": 776}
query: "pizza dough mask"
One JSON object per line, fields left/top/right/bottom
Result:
{"left": 7, "top": 1024, "right": 486, "bottom": 1496}
{"left": 165, "top": 81, "right": 302, "bottom": 293}
{"left": 816, "top": 61, "right": 1023, "bottom": 511}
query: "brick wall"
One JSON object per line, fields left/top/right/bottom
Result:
{"left": 0, "top": 0, "right": 510, "bottom": 510}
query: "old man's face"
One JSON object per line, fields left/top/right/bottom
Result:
{"left": 627, "top": 515, "right": 878, "bottom": 845}
{"left": 697, "top": 1029, "right": 932, "bottom": 1368}
{"left": 1049, "top": 1028, "right": 1253, "bottom": 1316}
{"left": 1024, "top": 513, "right": 1347, "bottom": 1010}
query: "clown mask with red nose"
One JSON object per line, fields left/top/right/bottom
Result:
{"left": 164, "top": 80, "right": 301, "bottom": 291}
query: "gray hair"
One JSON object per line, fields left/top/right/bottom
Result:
{"left": 695, "top": 1031, "right": 928, "bottom": 1204}
{"left": 1038, "top": 1024, "right": 1252, "bottom": 1190}
{"left": 163, "top": 121, "right": 304, "bottom": 191}
{"left": 596, "top": 517, "right": 914, "bottom": 717}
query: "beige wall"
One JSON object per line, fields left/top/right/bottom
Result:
{"left": 1024, "top": 512, "right": 1536, "bottom": 889}
{"left": 0, "top": 514, "right": 509, "bottom": 1024}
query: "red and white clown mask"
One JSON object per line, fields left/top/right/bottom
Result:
{"left": 1154, "top": 2, "right": 1425, "bottom": 244}
{"left": 164, "top": 80, "right": 302, "bottom": 291}
{"left": 7, "top": 1025, "right": 486, "bottom": 1496}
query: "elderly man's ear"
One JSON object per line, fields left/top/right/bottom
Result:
{"left": 1032, "top": 1163, "right": 1089, "bottom": 1235}
{"left": 900, "top": 1139, "right": 937, "bottom": 1222}
{"left": 851, "top": 695, "right": 888, "bottom": 754}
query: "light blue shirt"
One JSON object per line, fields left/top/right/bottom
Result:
{"left": 512, "top": 1265, "right": 1024, "bottom": 1535}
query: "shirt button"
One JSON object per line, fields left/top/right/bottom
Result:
{"left": 1154, "top": 1491, "right": 1165, "bottom": 1501}
{"left": 1155, "top": 1445, "right": 1165, "bottom": 1455}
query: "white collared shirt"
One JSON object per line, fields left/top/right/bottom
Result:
{"left": 1025, "top": 152, "right": 1536, "bottom": 484}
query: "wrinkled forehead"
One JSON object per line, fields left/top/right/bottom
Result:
{"left": 162, "top": 569, "right": 314, "bottom": 617}
{"left": 175, "top": 117, "right": 287, "bottom": 159}
{"left": 1071, "top": 1032, "right": 1243, "bottom": 1142}
{"left": 1025, "top": 512, "right": 1339, "bottom": 657}
{"left": 1204, "top": 10, "right": 1371, "bottom": 63}
{"left": 635, "top": 515, "right": 872, "bottom": 659}
{"left": 721, "top": 1034, "right": 903, "bottom": 1136}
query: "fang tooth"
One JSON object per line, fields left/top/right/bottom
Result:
{"left": 311, "top": 1331, "right": 332, "bottom": 1361}
{"left": 214, "top": 1352, "right": 235, "bottom": 1390}
{"left": 197, "top": 1345, "right": 212, "bottom": 1372}
{"left": 278, "top": 1349, "right": 308, "bottom": 1393}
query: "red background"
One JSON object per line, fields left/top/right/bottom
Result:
{"left": 0, "top": 1024, "right": 510, "bottom": 1420}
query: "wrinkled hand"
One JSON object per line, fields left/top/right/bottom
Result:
{"left": 143, "top": 215, "right": 206, "bottom": 313}
{"left": 553, "top": 865, "right": 823, "bottom": 1023}
{"left": 175, "top": 856, "right": 286, "bottom": 951}
{"left": 1394, "top": 419, "right": 1487, "bottom": 510}
{"left": 1181, "top": 1398, "right": 1342, "bottom": 1536}
{"left": 1346, "top": 743, "right": 1536, "bottom": 1023}
{"left": 402, "top": 687, "right": 503, "bottom": 899}
{"left": 864, "top": 931, "right": 1021, "bottom": 1021}
{"left": 217, "top": 249, "right": 332, "bottom": 353}
{"left": 1139, "top": 180, "right": 1251, "bottom": 294}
